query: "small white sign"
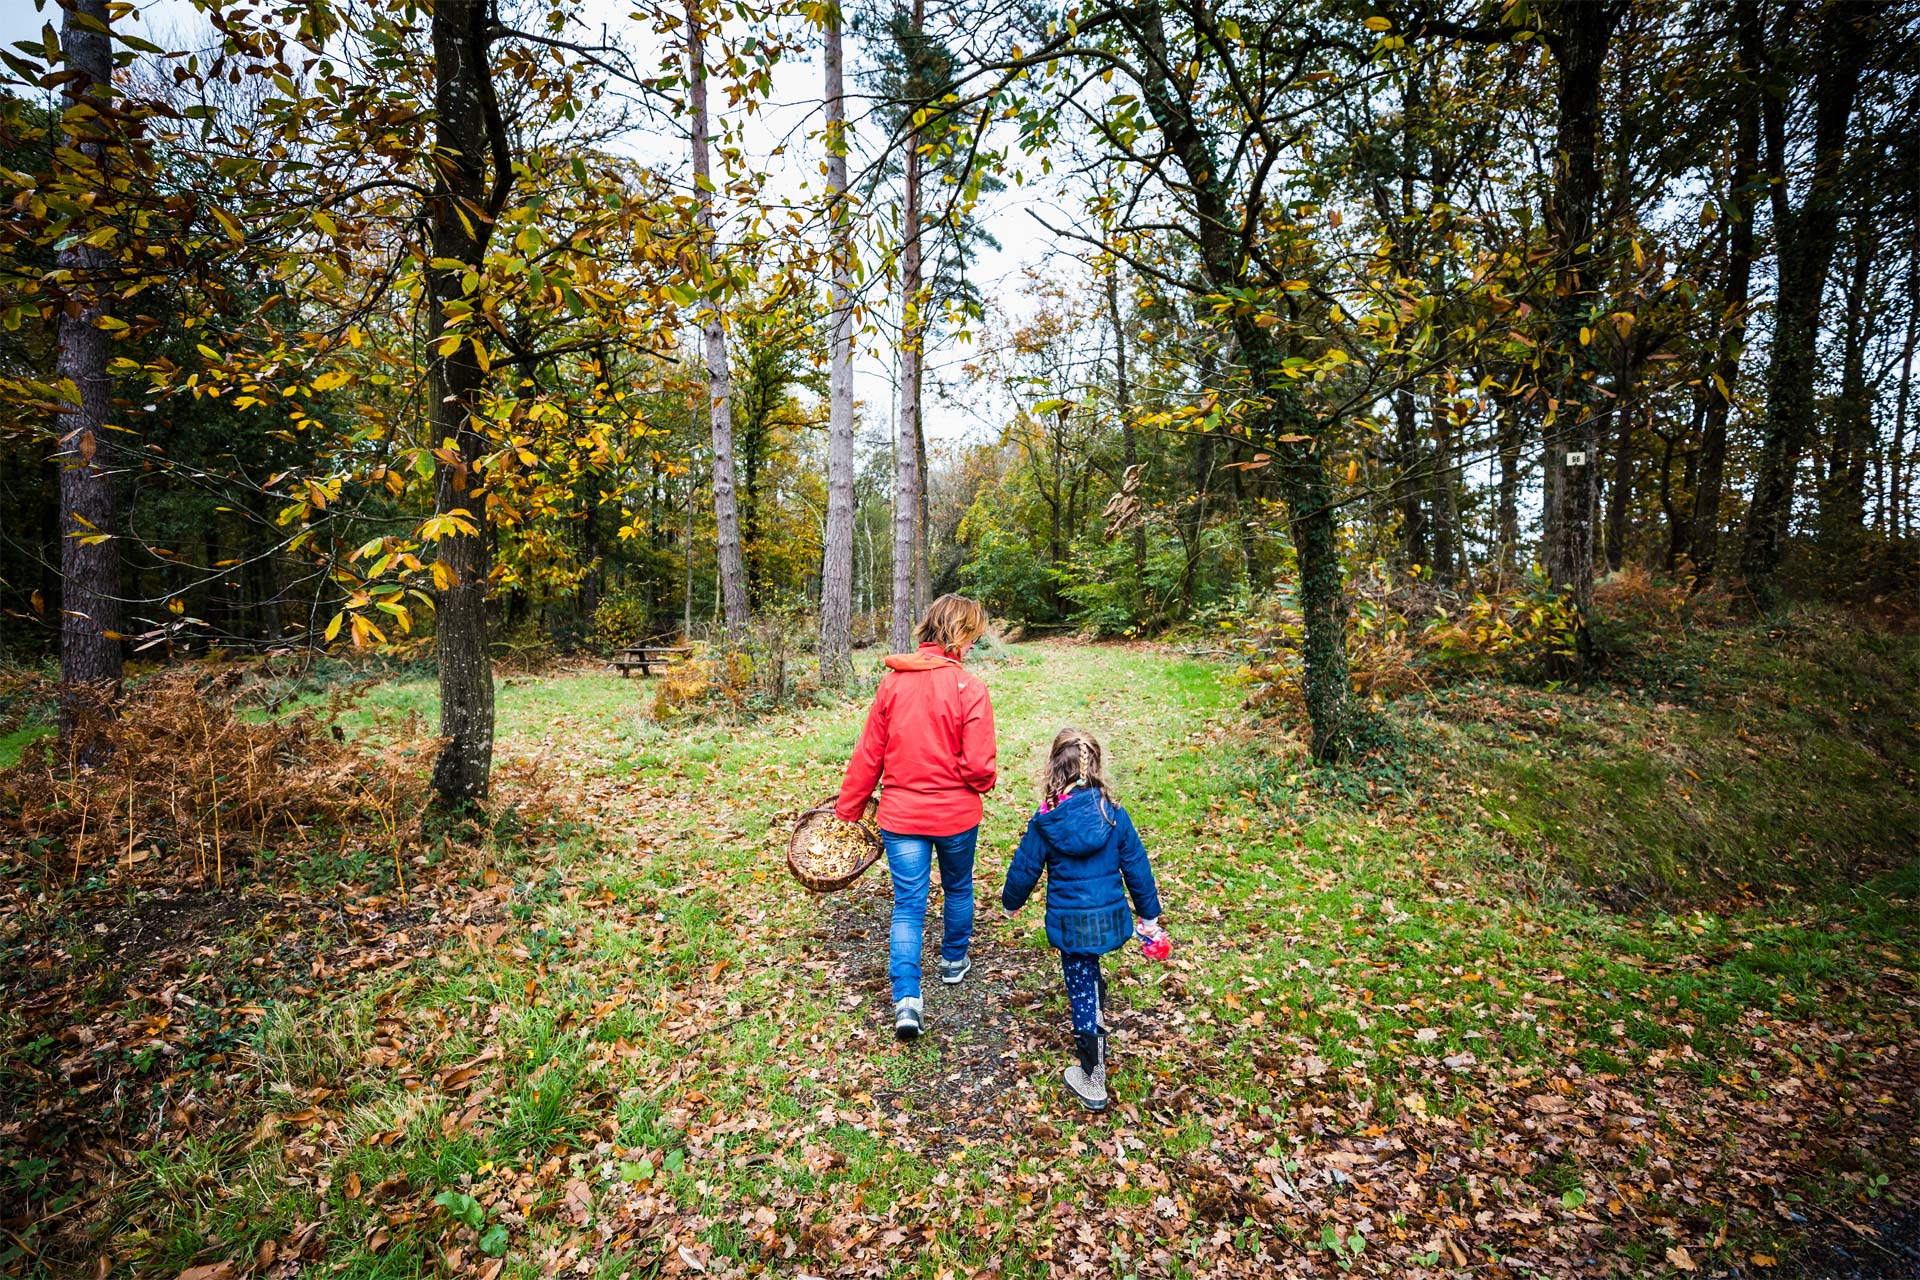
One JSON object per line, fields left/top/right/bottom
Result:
{"left": 1565, "top": 451, "right": 1588, "bottom": 467}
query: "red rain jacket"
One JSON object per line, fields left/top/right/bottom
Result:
{"left": 835, "top": 644, "right": 998, "bottom": 836}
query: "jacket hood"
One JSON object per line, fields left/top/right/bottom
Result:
{"left": 885, "top": 644, "right": 962, "bottom": 672}
{"left": 1033, "top": 788, "right": 1112, "bottom": 856}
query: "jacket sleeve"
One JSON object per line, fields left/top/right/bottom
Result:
{"left": 957, "top": 681, "right": 998, "bottom": 794}
{"left": 835, "top": 679, "right": 890, "bottom": 821}
{"left": 1001, "top": 820, "right": 1045, "bottom": 911}
{"left": 1115, "top": 807, "right": 1163, "bottom": 921}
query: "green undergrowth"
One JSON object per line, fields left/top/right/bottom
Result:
{"left": 1416, "top": 607, "right": 1918, "bottom": 908}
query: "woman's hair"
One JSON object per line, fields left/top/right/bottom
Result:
{"left": 914, "top": 593, "right": 990, "bottom": 656}
{"left": 1043, "top": 727, "right": 1115, "bottom": 816}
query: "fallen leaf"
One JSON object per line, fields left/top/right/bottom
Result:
{"left": 564, "top": 1177, "right": 593, "bottom": 1224}
{"left": 177, "top": 1265, "right": 237, "bottom": 1280}
{"left": 1666, "top": 1245, "right": 1696, "bottom": 1272}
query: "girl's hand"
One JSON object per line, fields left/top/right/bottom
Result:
{"left": 1137, "top": 916, "right": 1167, "bottom": 941}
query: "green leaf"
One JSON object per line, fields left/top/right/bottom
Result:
{"left": 433, "top": 1189, "right": 485, "bottom": 1229}
{"left": 479, "top": 1223, "right": 510, "bottom": 1256}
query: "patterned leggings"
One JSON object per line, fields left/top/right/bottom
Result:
{"left": 1060, "top": 952, "right": 1106, "bottom": 1035}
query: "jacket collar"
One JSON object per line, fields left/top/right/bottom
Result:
{"left": 885, "top": 643, "right": 966, "bottom": 672}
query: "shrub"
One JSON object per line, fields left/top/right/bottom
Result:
{"left": 1421, "top": 571, "right": 1581, "bottom": 678}
{"left": 592, "top": 589, "right": 653, "bottom": 653}
{"left": 648, "top": 605, "right": 819, "bottom": 721}
{"left": 1, "top": 669, "right": 431, "bottom": 888}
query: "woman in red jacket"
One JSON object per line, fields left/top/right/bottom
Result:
{"left": 836, "top": 594, "right": 997, "bottom": 1040}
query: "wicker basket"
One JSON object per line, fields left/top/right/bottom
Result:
{"left": 786, "top": 796, "right": 882, "bottom": 893}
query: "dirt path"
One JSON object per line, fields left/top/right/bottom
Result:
{"left": 793, "top": 645, "right": 1220, "bottom": 1151}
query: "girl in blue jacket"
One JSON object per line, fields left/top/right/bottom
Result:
{"left": 1001, "top": 728, "right": 1165, "bottom": 1111}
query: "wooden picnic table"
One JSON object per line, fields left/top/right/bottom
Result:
{"left": 611, "top": 644, "right": 692, "bottom": 678}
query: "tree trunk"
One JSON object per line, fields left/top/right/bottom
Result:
{"left": 1495, "top": 396, "right": 1523, "bottom": 580}
{"left": 580, "top": 492, "right": 601, "bottom": 624}
{"left": 1740, "top": 1, "right": 1871, "bottom": 605}
{"left": 1107, "top": 267, "right": 1146, "bottom": 585}
{"left": 817, "top": 1, "right": 856, "bottom": 680}
{"left": 1817, "top": 225, "right": 1876, "bottom": 559}
{"left": 1429, "top": 399, "right": 1457, "bottom": 587}
{"left": 54, "top": 0, "right": 121, "bottom": 762}
{"left": 1604, "top": 349, "right": 1637, "bottom": 573}
{"left": 689, "top": 0, "right": 750, "bottom": 633}
{"left": 1124, "top": 0, "right": 1351, "bottom": 758}
{"left": 889, "top": 18, "right": 925, "bottom": 653}
{"left": 1891, "top": 242, "right": 1917, "bottom": 540}
{"left": 1391, "top": 389, "right": 1429, "bottom": 567}
{"left": 1692, "top": 45, "right": 1758, "bottom": 589}
{"left": 1540, "top": 0, "right": 1618, "bottom": 622}
{"left": 915, "top": 411, "right": 931, "bottom": 610}
{"left": 683, "top": 465, "right": 695, "bottom": 638}
{"left": 1227, "top": 442, "right": 1260, "bottom": 590}
{"left": 425, "top": 0, "right": 507, "bottom": 803}
{"left": 1177, "top": 432, "right": 1214, "bottom": 613}
{"left": 909, "top": 0, "right": 932, "bottom": 622}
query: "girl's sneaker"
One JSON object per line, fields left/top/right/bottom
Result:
{"left": 894, "top": 997, "right": 923, "bottom": 1041}
{"left": 1064, "top": 1031, "right": 1107, "bottom": 1111}
{"left": 940, "top": 955, "right": 972, "bottom": 985}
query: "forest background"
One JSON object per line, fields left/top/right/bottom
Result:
{"left": 1, "top": 0, "right": 1918, "bottom": 1274}
{"left": 2, "top": 0, "right": 1914, "bottom": 783}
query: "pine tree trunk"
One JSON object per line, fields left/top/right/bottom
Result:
{"left": 889, "top": 54, "right": 925, "bottom": 653}
{"left": 54, "top": 0, "right": 121, "bottom": 762}
{"left": 1540, "top": 0, "right": 1617, "bottom": 622}
{"left": 1691, "top": 49, "right": 1758, "bottom": 589}
{"left": 689, "top": 0, "right": 749, "bottom": 633}
{"left": 1740, "top": 1, "right": 1871, "bottom": 605}
{"left": 426, "top": 0, "right": 505, "bottom": 803}
{"left": 817, "top": 2, "right": 856, "bottom": 680}
{"left": 915, "top": 411, "right": 931, "bottom": 612}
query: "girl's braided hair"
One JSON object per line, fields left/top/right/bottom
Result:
{"left": 1043, "top": 727, "right": 1114, "bottom": 819}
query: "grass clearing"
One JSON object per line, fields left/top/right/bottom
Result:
{"left": 1, "top": 625, "right": 1915, "bottom": 1277}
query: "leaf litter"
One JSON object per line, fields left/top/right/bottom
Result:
{"left": 0, "top": 642, "right": 1914, "bottom": 1277}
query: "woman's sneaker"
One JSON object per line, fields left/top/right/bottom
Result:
{"left": 940, "top": 955, "right": 972, "bottom": 985}
{"left": 894, "top": 997, "right": 923, "bottom": 1041}
{"left": 1064, "top": 1031, "right": 1107, "bottom": 1111}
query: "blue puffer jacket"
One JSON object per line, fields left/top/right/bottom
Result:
{"left": 1001, "top": 788, "right": 1161, "bottom": 955}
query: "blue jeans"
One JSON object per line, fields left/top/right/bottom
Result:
{"left": 880, "top": 826, "right": 978, "bottom": 1000}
